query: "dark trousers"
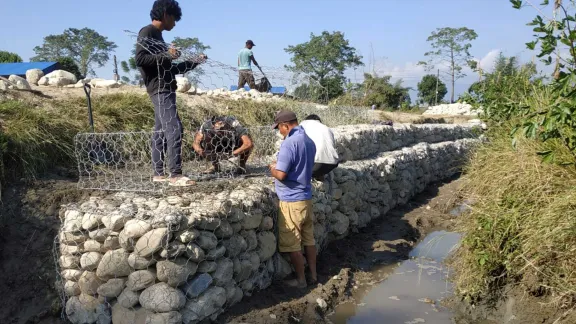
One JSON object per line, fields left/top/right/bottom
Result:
{"left": 312, "top": 163, "right": 338, "bottom": 179}
{"left": 150, "top": 92, "right": 183, "bottom": 176}
{"left": 238, "top": 70, "right": 256, "bottom": 89}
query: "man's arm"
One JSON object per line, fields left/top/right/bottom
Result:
{"left": 250, "top": 55, "right": 259, "bottom": 68}
{"left": 233, "top": 134, "right": 253, "bottom": 156}
{"left": 269, "top": 145, "right": 292, "bottom": 181}
{"left": 192, "top": 131, "right": 204, "bottom": 155}
{"left": 171, "top": 54, "right": 207, "bottom": 75}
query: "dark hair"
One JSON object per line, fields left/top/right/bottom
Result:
{"left": 150, "top": 0, "right": 182, "bottom": 22}
{"left": 304, "top": 114, "right": 322, "bottom": 122}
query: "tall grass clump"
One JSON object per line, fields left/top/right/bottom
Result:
{"left": 451, "top": 124, "right": 576, "bottom": 304}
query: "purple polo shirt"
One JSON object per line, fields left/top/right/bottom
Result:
{"left": 275, "top": 126, "right": 317, "bottom": 202}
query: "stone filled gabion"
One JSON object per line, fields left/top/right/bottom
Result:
{"left": 56, "top": 123, "right": 480, "bottom": 324}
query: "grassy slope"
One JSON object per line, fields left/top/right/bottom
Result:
{"left": 0, "top": 92, "right": 371, "bottom": 183}
{"left": 451, "top": 125, "right": 576, "bottom": 307}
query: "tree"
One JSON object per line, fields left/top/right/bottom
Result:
{"left": 284, "top": 31, "right": 363, "bottom": 102}
{"left": 417, "top": 74, "right": 448, "bottom": 105}
{"left": 362, "top": 73, "right": 411, "bottom": 109}
{"left": 57, "top": 57, "right": 83, "bottom": 80}
{"left": 418, "top": 27, "right": 478, "bottom": 103}
{"left": 31, "top": 28, "right": 117, "bottom": 77}
{"left": 0, "top": 51, "right": 23, "bottom": 63}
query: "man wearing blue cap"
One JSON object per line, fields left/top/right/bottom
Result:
{"left": 238, "top": 40, "right": 259, "bottom": 90}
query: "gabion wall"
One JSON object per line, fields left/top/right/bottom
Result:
{"left": 56, "top": 123, "right": 480, "bottom": 324}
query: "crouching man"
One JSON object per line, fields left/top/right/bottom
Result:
{"left": 269, "top": 110, "right": 318, "bottom": 288}
{"left": 192, "top": 116, "right": 253, "bottom": 174}
{"left": 299, "top": 114, "right": 339, "bottom": 181}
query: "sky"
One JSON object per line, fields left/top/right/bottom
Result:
{"left": 0, "top": 0, "right": 545, "bottom": 101}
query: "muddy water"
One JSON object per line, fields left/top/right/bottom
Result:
{"left": 328, "top": 231, "right": 462, "bottom": 324}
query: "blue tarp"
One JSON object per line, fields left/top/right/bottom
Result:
{"left": 0, "top": 62, "right": 60, "bottom": 77}
{"left": 229, "top": 85, "right": 286, "bottom": 94}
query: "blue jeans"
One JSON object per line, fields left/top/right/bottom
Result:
{"left": 150, "top": 92, "right": 183, "bottom": 177}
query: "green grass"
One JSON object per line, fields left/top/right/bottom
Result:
{"left": 0, "top": 92, "right": 371, "bottom": 183}
{"left": 450, "top": 124, "right": 576, "bottom": 306}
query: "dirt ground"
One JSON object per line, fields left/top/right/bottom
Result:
{"left": 0, "top": 173, "right": 464, "bottom": 324}
{"left": 217, "top": 176, "right": 464, "bottom": 324}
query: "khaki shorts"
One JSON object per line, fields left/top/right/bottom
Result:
{"left": 278, "top": 200, "right": 315, "bottom": 252}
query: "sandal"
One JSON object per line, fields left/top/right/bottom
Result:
{"left": 152, "top": 175, "right": 169, "bottom": 183}
{"left": 168, "top": 176, "right": 196, "bottom": 187}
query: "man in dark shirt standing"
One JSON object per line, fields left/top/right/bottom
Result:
{"left": 136, "top": 0, "right": 207, "bottom": 187}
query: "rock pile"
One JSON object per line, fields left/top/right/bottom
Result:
{"left": 423, "top": 103, "right": 482, "bottom": 116}
{"left": 58, "top": 186, "right": 278, "bottom": 324}
{"left": 188, "top": 86, "right": 283, "bottom": 103}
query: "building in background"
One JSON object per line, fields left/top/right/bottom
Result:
{"left": 0, "top": 62, "right": 61, "bottom": 78}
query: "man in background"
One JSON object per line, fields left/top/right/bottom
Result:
{"left": 136, "top": 0, "right": 207, "bottom": 187}
{"left": 300, "top": 114, "right": 339, "bottom": 181}
{"left": 238, "top": 40, "right": 259, "bottom": 90}
{"left": 269, "top": 111, "right": 317, "bottom": 288}
{"left": 192, "top": 116, "right": 253, "bottom": 175}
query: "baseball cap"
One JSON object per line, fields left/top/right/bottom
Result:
{"left": 272, "top": 110, "right": 297, "bottom": 129}
{"left": 246, "top": 40, "right": 255, "bottom": 46}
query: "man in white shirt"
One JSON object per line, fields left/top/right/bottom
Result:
{"left": 299, "top": 114, "right": 339, "bottom": 181}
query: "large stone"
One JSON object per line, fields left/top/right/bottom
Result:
{"left": 82, "top": 213, "right": 103, "bottom": 230}
{"left": 181, "top": 273, "right": 213, "bottom": 299}
{"left": 102, "top": 236, "right": 121, "bottom": 251}
{"left": 65, "top": 280, "right": 81, "bottom": 297}
{"left": 89, "top": 228, "right": 112, "bottom": 242}
{"left": 206, "top": 245, "right": 226, "bottom": 260}
{"left": 63, "top": 210, "right": 84, "bottom": 232}
{"left": 135, "top": 228, "right": 169, "bottom": 257}
{"left": 65, "top": 295, "right": 110, "bottom": 324}
{"left": 80, "top": 252, "right": 103, "bottom": 270}
{"left": 233, "top": 258, "right": 253, "bottom": 282}
{"left": 0, "top": 79, "right": 9, "bottom": 90}
{"left": 26, "top": 68, "right": 44, "bottom": 85}
{"left": 240, "top": 230, "right": 258, "bottom": 251}
{"left": 196, "top": 231, "right": 218, "bottom": 250}
{"left": 223, "top": 235, "right": 247, "bottom": 258}
{"left": 184, "top": 243, "right": 205, "bottom": 262}
{"left": 84, "top": 240, "right": 102, "bottom": 253}
{"left": 256, "top": 232, "right": 276, "bottom": 261}
{"left": 239, "top": 251, "right": 260, "bottom": 272}
{"left": 156, "top": 258, "right": 198, "bottom": 287}
{"left": 78, "top": 271, "right": 105, "bottom": 295}
{"left": 97, "top": 278, "right": 127, "bottom": 298}
{"left": 96, "top": 249, "right": 132, "bottom": 279}
{"left": 212, "top": 258, "right": 234, "bottom": 286}
{"left": 214, "top": 220, "right": 233, "bottom": 238}
{"left": 46, "top": 70, "right": 77, "bottom": 84}
{"left": 128, "top": 253, "right": 157, "bottom": 270}
{"left": 8, "top": 75, "right": 31, "bottom": 90}
{"left": 126, "top": 270, "right": 157, "bottom": 291}
{"left": 197, "top": 261, "right": 217, "bottom": 273}
{"left": 242, "top": 209, "right": 263, "bottom": 230}
{"left": 102, "top": 213, "right": 131, "bottom": 231}
{"left": 92, "top": 79, "right": 121, "bottom": 89}
{"left": 62, "top": 269, "right": 84, "bottom": 281}
{"left": 146, "top": 311, "right": 182, "bottom": 324}
{"left": 176, "top": 229, "right": 199, "bottom": 244}
{"left": 259, "top": 216, "right": 273, "bottom": 231}
{"left": 119, "top": 230, "right": 136, "bottom": 252}
{"left": 331, "top": 211, "right": 349, "bottom": 235}
{"left": 60, "top": 255, "right": 81, "bottom": 269}
{"left": 159, "top": 241, "right": 186, "bottom": 259}
{"left": 227, "top": 207, "right": 245, "bottom": 223}
{"left": 60, "top": 244, "right": 84, "bottom": 255}
{"left": 118, "top": 287, "right": 141, "bottom": 308}
{"left": 124, "top": 219, "right": 152, "bottom": 238}
{"left": 176, "top": 76, "right": 192, "bottom": 93}
{"left": 181, "top": 286, "right": 226, "bottom": 323}
{"left": 139, "top": 283, "right": 186, "bottom": 312}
